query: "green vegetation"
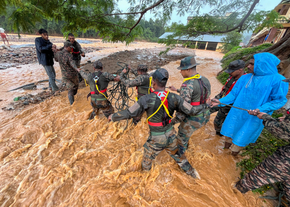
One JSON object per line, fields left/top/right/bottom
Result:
{"left": 217, "top": 43, "right": 273, "bottom": 84}
{"left": 0, "top": 0, "right": 284, "bottom": 44}
{"left": 221, "top": 43, "right": 273, "bottom": 69}
{"left": 219, "top": 32, "right": 243, "bottom": 53}
{"left": 217, "top": 72, "right": 230, "bottom": 85}
{"left": 1, "top": 6, "right": 164, "bottom": 42}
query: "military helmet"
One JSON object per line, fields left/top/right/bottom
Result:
{"left": 137, "top": 64, "right": 148, "bottom": 72}
{"left": 93, "top": 60, "right": 103, "bottom": 69}
{"left": 63, "top": 41, "right": 75, "bottom": 49}
{"left": 177, "top": 56, "right": 199, "bottom": 70}
{"left": 152, "top": 68, "right": 169, "bottom": 82}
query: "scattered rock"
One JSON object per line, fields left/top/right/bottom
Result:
{"left": 0, "top": 46, "right": 102, "bottom": 69}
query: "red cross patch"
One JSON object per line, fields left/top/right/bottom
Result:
{"left": 182, "top": 84, "right": 187, "bottom": 87}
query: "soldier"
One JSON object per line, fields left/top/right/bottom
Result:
{"left": 210, "top": 60, "right": 245, "bottom": 136}
{"left": 60, "top": 33, "right": 85, "bottom": 82}
{"left": 236, "top": 84, "right": 290, "bottom": 201}
{"left": 77, "top": 61, "right": 120, "bottom": 119}
{"left": 211, "top": 53, "right": 288, "bottom": 156}
{"left": 108, "top": 68, "right": 210, "bottom": 178}
{"left": 120, "top": 64, "right": 152, "bottom": 124}
{"left": 53, "top": 42, "right": 79, "bottom": 105}
{"left": 169, "top": 56, "right": 211, "bottom": 156}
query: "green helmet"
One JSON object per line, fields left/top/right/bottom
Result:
{"left": 177, "top": 56, "right": 199, "bottom": 70}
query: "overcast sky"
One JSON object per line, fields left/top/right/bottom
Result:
{"left": 118, "top": 0, "right": 282, "bottom": 25}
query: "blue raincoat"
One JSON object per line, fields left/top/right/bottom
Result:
{"left": 219, "top": 53, "right": 288, "bottom": 147}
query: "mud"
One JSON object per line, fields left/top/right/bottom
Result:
{"left": 1, "top": 47, "right": 189, "bottom": 111}
{"left": 0, "top": 39, "right": 273, "bottom": 206}
{"left": 82, "top": 48, "right": 189, "bottom": 73}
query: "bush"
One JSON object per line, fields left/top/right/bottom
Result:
{"left": 217, "top": 72, "right": 230, "bottom": 85}
{"left": 216, "top": 43, "right": 273, "bottom": 85}
{"left": 221, "top": 43, "right": 273, "bottom": 70}
{"left": 219, "top": 32, "right": 243, "bottom": 53}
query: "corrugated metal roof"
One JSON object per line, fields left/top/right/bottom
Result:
{"left": 159, "top": 32, "right": 226, "bottom": 43}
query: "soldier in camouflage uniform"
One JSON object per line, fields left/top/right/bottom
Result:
{"left": 78, "top": 61, "right": 120, "bottom": 119}
{"left": 60, "top": 33, "right": 85, "bottom": 82}
{"left": 169, "top": 56, "right": 211, "bottom": 156}
{"left": 54, "top": 41, "right": 79, "bottom": 105}
{"left": 236, "top": 80, "right": 290, "bottom": 201}
{"left": 109, "top": 68, "right": 210, "bottom": 179}
{"left": 120, "top": 64, "right": 152, "bottom": 124}
{"left": 210, "top": 60, "right": 245, "bottom": 136}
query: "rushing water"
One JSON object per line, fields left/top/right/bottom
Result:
{"left": 0, "top": 46, "right": 272, "bottom": 206}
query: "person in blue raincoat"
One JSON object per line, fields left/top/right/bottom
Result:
{"left": 211, "top": 53, "right": 288, "bottom": 156}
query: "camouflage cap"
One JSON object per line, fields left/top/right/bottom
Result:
{"left": 177, "top": 56, "right": 199, "bottom": 70}
{"left": 283, "top": 78, "right": 290, "bottom": 82}
{"left": 63, "top": 41, "right": 75, "bottom": 49}
{"left": 137, "top": 64, "right": 148, "bottom": 71}
{"left": 225, "top": 60, "right": 245, "bottom": 74}
{"left": 93, "top": 60, "right": 103, "bottom": 69}
{"left": 152, "top": 68, "right": 169, "bottom": 82}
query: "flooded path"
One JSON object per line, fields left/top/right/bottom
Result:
{"left": 0, "top": 45, "right": 272, "bottom": 206}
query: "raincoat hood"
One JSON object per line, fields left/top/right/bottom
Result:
{"left": 253, "top": 53, "right": 280, "bottom": 76}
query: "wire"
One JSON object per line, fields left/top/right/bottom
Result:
{"left": 107, "top": 62, "right": 136, "bottom": 111}
{"left": 107, "top": 62, "right": 137, "bottom": 130}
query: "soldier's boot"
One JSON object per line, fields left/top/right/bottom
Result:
{"left": 231, "top": 151, "right": 240, "bottom": 156}
{"left": 224, "top": 142, "right": 232, "bottom": 149}
{"left": 68, "top": 95, "right": 74, "bottom": 105}
{"left": 235, "top": 181, "right": 249, "bottom": 193}
{"left": 231, "top": 144, "right": 243, "bottom": 156}
{"left": 89, "top": 111, "right": 96, "bottom": 120}
{"left": 186, "top": 167, "right": 201, "bottom": 179}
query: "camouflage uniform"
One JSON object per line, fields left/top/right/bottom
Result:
{"left": 60, "top": 40, "right": 84, "bottom": 82}
{"left": 120, "top": 65, "right": 151, "bottom": 123}
{"left": 60, "top": 40, "right": 84, "bottom": 67}
{"left": 54, "top": 49, "right": 79, "bottom": 97}
{"left": 111, "top": 68, "right": 210, "bottom": 178}
{"left": 173, "top": 75, "right": 211, "bottom": 155}
{"left": 236, "top": 113, "right": 290, "bottom": 201}
{"left": 79, "top": 61, "right": 117, "bottom": 118}
{"left": 210, "top": 77, "right": 237, "bottom": 133}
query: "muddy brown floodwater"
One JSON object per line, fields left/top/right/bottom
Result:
{"left": 0, "top": 41, "right": 273, "bottom": 206}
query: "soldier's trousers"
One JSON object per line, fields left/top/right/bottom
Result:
{"left": 177, "top": 110, "right": 210, "bottom": 155}
{"left": 91, "top": 99, "right": 114, "bottom": 118}
{"left": 63, "top": 76, "right": 79, "bottom": 96}
{"left": 210, "top": 106, "right": 231, "bottom": 133}
{"left": 236, "top": 145, "right": 290, "bottom": 201}
{"left": 142, "top": 128, "right": 193, "bottom": 173}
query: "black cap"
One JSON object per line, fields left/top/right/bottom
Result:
{"left": 152, "top": 68, "right": 169, "bottom": 82}
{"left": 93, "top": 60, "right": 103, "bottom": 69}
{"left": 225, "top": 60, "right": 245, "bottom": 74}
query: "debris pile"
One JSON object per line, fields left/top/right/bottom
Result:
{"left": 0, "top": 45, "right": 102, "bottom": 69}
